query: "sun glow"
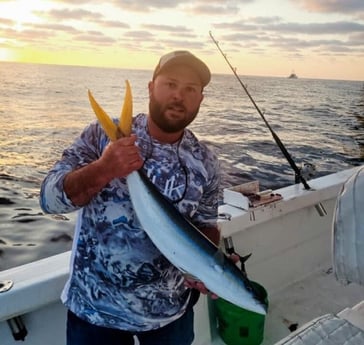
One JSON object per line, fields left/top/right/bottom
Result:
{"left": 0, "top": 1, "right": 52, "bottom": 63}
{"left": 0, "top": 48, "right": 15, "bottom": 62}
{"left": 0, "top": 0, "right": 46, "bottom": 30}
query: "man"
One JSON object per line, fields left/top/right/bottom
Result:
{"left": 40, "top": 50, "right": 220, "bottom": 345}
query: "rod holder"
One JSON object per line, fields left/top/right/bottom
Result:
{"left": 7, "top": 316, "right": 28, "bottom": 341}
{"left": 315, "top": 202, "right": 327, "bottom": 217}
{"left": 0, "top": 280, "right": 13, "bottom": 293}
{"left": 223, "top": 236, "right": 235, "bottom": 255}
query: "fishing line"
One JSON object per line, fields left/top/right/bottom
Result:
{"left": 209, "top": 31, "right": 327, "bottom": 216}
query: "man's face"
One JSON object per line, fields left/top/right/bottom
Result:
{"left": 148, "top": 65, "right": 204, "bottom": 133}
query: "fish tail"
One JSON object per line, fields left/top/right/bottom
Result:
{"left": 119, "top": 80, "right": 133, "bottom": 137}
{"left": 88, "top": 89, "right": 118, "bottom": 141}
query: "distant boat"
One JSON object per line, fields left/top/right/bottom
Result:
{"left": 288, "top": 71, "right": 298, "bottom": 79}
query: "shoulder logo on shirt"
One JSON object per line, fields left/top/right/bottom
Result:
{"left": 145, "top": 167, "right": 187, "bottom": 203}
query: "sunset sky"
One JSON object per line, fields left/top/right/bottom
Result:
{"left": 0, "top": 0, "right": 363, "bottom": 81}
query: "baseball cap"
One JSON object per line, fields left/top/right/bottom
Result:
{"left": 152, "top": 50, "right": 211, "bottom": 87}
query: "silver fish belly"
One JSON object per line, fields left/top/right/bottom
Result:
{"left": 126, "top": 170, "right": 267, "bottom": 315}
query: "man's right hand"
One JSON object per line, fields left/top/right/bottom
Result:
{"left": 99, "top": 134, "right": 143, "bottom": 180}
{"left": 64, "top": 134, "right": 143, "bottom": 206}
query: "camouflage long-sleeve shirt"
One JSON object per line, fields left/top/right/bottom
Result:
{"left": 40, "top": 113, "right": 220, "bottom": 331}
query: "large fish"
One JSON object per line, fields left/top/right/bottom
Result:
{"left": 88, "top": 81, "right": 268, "bottom": 315}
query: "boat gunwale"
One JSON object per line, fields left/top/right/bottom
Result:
{"left": 219, "top": 166, "right": 359, "bottom": 236}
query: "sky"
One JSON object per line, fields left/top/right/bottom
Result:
{"left": 0, "top": 0, "right": 363, "bottom": 81}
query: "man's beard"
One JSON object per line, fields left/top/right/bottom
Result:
{"left": 149, "top": 95, "right": 199, "bottom": 133}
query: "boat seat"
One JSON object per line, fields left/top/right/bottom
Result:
{"left": 333, "top": 166, "right": 364, "bottom": 286}
{"left": 273, "top": 313, "right": 364, "bottom": 345}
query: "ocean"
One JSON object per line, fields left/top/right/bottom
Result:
{"left": 0, "top": 61, "right": 363, "bottom": 271}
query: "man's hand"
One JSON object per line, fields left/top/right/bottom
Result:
{"left": 184, "top": 277, "right": 218, "bottom": 299}
{"left": 183, "top": 253, "right": 240, "bottom": 299}
{"left": 64, "top": 134, "right": 143, "bottom": 206}
{"left": 99, "top": 134, "right": 143, "bottom": 180}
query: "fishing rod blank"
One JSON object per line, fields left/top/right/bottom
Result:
{"left": 209, "top": 31, "right": 326, "bottom": 216}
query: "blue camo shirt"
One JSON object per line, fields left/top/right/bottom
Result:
{"left": 40, "top": 113, "right": 220, "bottom": 332}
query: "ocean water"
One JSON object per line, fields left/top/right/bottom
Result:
{"left": 0, "top": 61, "right": 363, "bottom": 271}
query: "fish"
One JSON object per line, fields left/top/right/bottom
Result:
{"left": 88, "top": 81, "right": 268, "bottom": 315}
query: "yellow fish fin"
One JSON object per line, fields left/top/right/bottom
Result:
{"left": 118, "top": 80, "right": 133, "bottom": 137}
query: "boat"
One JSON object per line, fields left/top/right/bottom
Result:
{"left": 1, "top": 164, "right": 364, "bottom": 345}
{"left": 288, "top": 71, "right": 298, "bottom": 79}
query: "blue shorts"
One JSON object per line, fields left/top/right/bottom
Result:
{"left": 66, "top": 307, "right": 195, "bottom": 345}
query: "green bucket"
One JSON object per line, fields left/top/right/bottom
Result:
{"left": 214, "top": 282, "right": 268, "bottom": 345}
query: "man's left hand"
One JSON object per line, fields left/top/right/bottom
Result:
{"left": 184, "top": 277, "right": 218, "bottom": 299}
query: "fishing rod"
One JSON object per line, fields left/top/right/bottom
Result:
{"left": 209, "top": 31, "right": 327, "bottom": 216}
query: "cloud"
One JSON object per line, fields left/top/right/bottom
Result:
{"left": 51, "top": 0, "right": 251, "bottom": 14}
{"left": 269, "top": 21, "right": 364, "bottom": 35}
{"left": 0, "top": 26, "right": 56, "bottom": 44}
{"left": 36, "top": 8, "right": 100, "bottom": 21}
{"left": 249, "top": 16, "right": 282, "bottom": 25}
{"left": 215, "top": 20, "right": 364, "bottom": 35}
{"left": 35, "top": 8, "right": 129, "bottom": 29}
{"left": 0, "top": 18, "right": 114, "bottom": 49}
{"left": 142, "top": 24, "right": 191, "bottom": 34}
{"left": 0, "top": 6, "right": 129, "bottom": 49}
{"left": 0, "top": 17, "right": 14, "bottom": 26}
{"left": 101, "top": 0, "right": 187, "bottom": 12}
{"left": 107, "top": 0, "right": 251, "bottom": 13}
{"left": 123, "top": 30, "right": 155, "bottom": 40}
{"left": 51, "top": 0, "right": 93, "bottom": 3}
{"left": 187, "top": 4, "right": 241, "bottom": 15}
{"left": 73, "top": 32, "right": 116, "bottom": 45}
{"left": 98, "top": 20, "right": 129, "bottom": 29}
{"left": 32, "top": 23, "right": 80, "bottom": 34}
{"left": 212, "top": 15, "right": 364, "bottom": 59}
{"left": 293, "top": 0, "right": 364, "bottom": 14}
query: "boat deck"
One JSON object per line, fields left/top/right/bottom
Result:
{"left": 263, "top": 266, "right": 364, "bottom": 344}
{"left": 211, "top": 265, "right": 364, "bottom": 345}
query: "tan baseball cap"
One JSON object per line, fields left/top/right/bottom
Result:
{"left": 153, "top": 50, "right": 211, "bottom": 87}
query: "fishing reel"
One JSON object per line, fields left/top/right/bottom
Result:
{"left": 295, "top": 162, "right": 317, "bottom": 184}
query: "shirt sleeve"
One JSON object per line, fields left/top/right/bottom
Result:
{"left": 39, "top": 121, "right": 107, "bottom": 214}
